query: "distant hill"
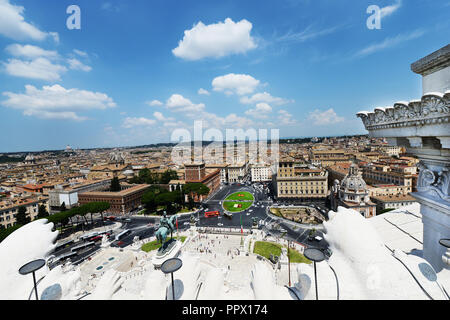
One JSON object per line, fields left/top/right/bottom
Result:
{"left": 0, "top": 155, "right": 25, "bottom": 163}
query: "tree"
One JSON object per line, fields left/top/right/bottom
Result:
{"left": 60, "top": 202, "right": 67, "bottom": 212}
{"left": 16, "top": 206, "right": 30, "bottom": 226}
{"left": 187, "top": 195, "right": 194, "bottom": 210}
{"left": 184, "top": 183, "right": 210, "bottom": 203}
{"left": 110, "top": 177, "right": 121, "bottom": 192}
{"left": 160, "top": 170, "right": 178, "bottom": 184}
{"left": 37, "top": 204, "right": 49, "bottom": 219}
{"left": 142, "top": 191, "right": 157, "bottom": 213}
{"left": 155, "top": 192, "right": 178, "bottom": 214}
{"left": 0, "top": 225, "right": 22, "bottom": 243}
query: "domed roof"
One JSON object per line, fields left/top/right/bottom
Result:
{"left": 24, "top": 154, "right": 34, "bottom": 161}
{"left": 341, "top": 163, "right": 366, "bottom": 191}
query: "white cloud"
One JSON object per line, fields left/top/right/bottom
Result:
{"left": 147, "top": 100, "right": 163, "bottom": 107}
{"left": 2, "top": 84, "right": 116, "bottom": 120}
{"left": 381, "top": 0, "right": 402, "bottom": 19}
{"left": 3, "top": 57, "right": 68, "bottom": 81}
{"left": 101, "top": 2, "right": 121, "bottom": 12}
{"left": 49, "top": 32, "right": 59, "bottom": 44}
{"left": 356, "top": 29, "right": 425, "bottom": 57}
{"left": 245, "top": 103, "right": 272, "bottom": 119}
{"left": 5, "top": 44, "right": 58, "bottom": 59}
{"left": 67, "top": 58, "right": 92, "bottom": 72}
{"left": 277, "top": 24, "right": 341, "bottom": 43}
{"left": 122, "top": 117, "right": 156, "bottom": 128}
{"left": 166, "top": 94, "right": 205, "bottom": 112}
{"left": 212, "top": 73, "right": 260, "bottom": 96}
{"left": 278, "top": 109, "right": 296, "bottom": 125}
{"left": 153, "top": 111, "right": 175, "bottom": 122}
{"left": 172, "top": 18, "right": 257, "bottom": 60}
{"left": 23, "top": 110, "right": 87, "bottom": 121}
{"left": 0, "top": 0, "right": 58, "bottom": 42}
{"left": 198, "top": 88, "right": 210, "bottom": 95}
{"left": 240, "top": 91, "right": 292, "bottom": 106}
{"left": 73, "top": 49, "right": 88, "bottom": 57}
{"left": 307, "top": 108, "right": 344, "bottom": 125}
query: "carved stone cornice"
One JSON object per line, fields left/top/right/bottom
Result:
{"left": 357, "top": 91, "right": 450, "bottom": 133}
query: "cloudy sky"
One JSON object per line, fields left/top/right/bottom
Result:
{"left": 0, "top": 0, "right": 448, "bottom": 152}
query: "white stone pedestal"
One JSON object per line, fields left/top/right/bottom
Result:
{"left": 412, "top": 192, "right": 450, "bottom": 272}
{"left": 151, "top": 240, "right": 182, "bottom": 268}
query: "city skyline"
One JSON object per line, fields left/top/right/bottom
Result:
{"left": 0, "top": 0, "right": 449, "bottom": 152}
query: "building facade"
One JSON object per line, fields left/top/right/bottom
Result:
{"left": 275, "top": 161, "right": 328, "bottom": 200}
{"left": 250, "top": 164, "right": 272, "bottom": 182}
{"left": 78, "top": 184, "right": 149, "bottom": 215}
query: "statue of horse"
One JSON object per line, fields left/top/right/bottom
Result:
{"left": 155, "top": 213, "right": 178, "bottom": 249}
{"left": 155, "top": 226, "right": 169, "bottom": 246}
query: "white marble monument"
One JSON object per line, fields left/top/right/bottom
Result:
{"left": 357, "top": 44, "right": 450, "bottom": 272}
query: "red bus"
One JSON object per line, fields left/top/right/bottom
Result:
{"left": 205, "top": 211, "right": 220, "bottom": 218}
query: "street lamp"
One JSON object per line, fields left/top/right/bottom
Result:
{"left": 19, "top": 259, "right": 46, "bottom": 300}
{"left": 439, "top": 239, "right": 450, "bottom": 268}
{"left": 303, "top": 248, "right": 325, "bottom": 300}
{"left": 161, "top": 258, "right": 183, "bottom": 300}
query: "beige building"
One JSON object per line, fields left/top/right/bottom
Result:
{"left": 371, "top": 194, "right": 418, "bottom": 212}
{"left": 78, "top": 184, "right": 149, "bottom": 215}
{"left": 226, "top": 163, "right": 248, "bottom": 183}
{"left": 275, "top": 161, "right": 328, "bottom": 200}
{"left": 367, "top": 184, "right": 410, "bottom": 197}
{"left": 250, "top": 163, "right": 272, "bottom": 182}
{"left": 309, "top": 149, "right": 353, "bottom": 167}
{"left": 362, "top": 164, "right": 415, "bottom": 192}
{"left": 0, "top": 196, "right": 48, "bottom": 228}
{"left": 378, "top": 145, "right": 402, "bottom": 157}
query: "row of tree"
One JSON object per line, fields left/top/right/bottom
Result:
{"left": 141, "top": 183, "right": 209, "bottom": 215}
{"left": 129, "top": 169, "right": 179, "bottom": 185}
{"left": 46, "top": 202, "right": 111, "bottom": 229}
{"left": 1, "top": 202, "right": 109, "bottom": 243}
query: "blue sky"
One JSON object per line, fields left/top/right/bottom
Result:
{"left": 0, "top": 0, "right": 449, "bottom": 152}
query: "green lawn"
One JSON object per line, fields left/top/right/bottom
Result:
{"left": 225, "top": 191, "right": 254, "bottom": 201}
{"left": 223, "top": 191, "right": 254, "bottom": 212}
{"left": 223, "top": 201, "right": 253, "bottom": 212}
{"left": 253, "top": 241, "right": 311, "bottom": 264}
{"left": 141, "top": 236, "right": 187, "bottom": 252}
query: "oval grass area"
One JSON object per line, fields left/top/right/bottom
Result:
{"left": 223, "top": 200, "right": 253, "bottom": 212}
{"left": 224, "top": 191, "right": 254, "bottom": 201}
{"left": 223, "top": 191, "right": 254, "bottom": 212}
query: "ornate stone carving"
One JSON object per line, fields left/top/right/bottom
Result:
{"left": 417, "top": 162, "right": 450, "bottom": 202}
{"left": 357, "top": 92, "right": 450, "bottom": 130}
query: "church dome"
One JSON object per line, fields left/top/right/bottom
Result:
{"left": 341, "top": 163, "right": 366, "bottom": 191}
